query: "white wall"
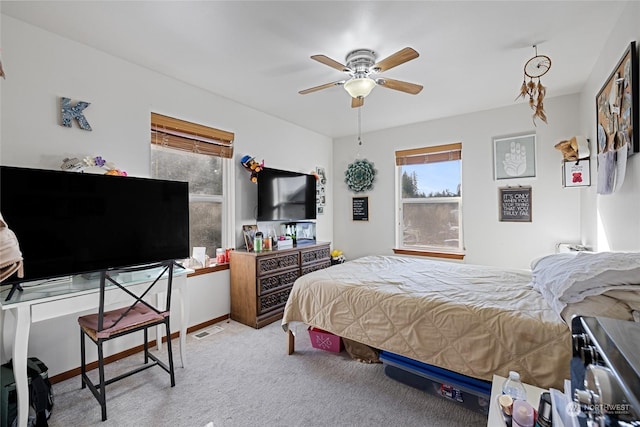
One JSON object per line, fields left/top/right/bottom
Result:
{"left": 578, "top": 0, "right": 640, "bottom": 252}
{"left": 0, "top": 15, "right": 332, "bottom": 376}
{"left": 333, "top": 94, "right": 583, "bottom": 269}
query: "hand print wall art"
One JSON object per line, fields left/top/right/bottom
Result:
{"left": 493, "top": 133, "right": 536, "bottom": 180}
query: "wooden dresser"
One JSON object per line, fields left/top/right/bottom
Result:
{"left": 229, "top": 241, "right": 331, "bottom": 328}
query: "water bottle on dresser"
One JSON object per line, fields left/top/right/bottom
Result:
{"left": 502, "top": 370, "right": 526, "bottom": 400}
{"left": 502, "top": 371, "right": 533, "bottom": 427}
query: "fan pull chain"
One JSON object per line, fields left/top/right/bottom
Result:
{"left": 356, "top": 106, "right": 363, "bottom": 158}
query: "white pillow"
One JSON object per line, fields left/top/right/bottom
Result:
{"left": 531, "top": 251, "right": 640, "bottom": 315}
{"left": 530, "top": 252, "right": 577, "bottom": 278}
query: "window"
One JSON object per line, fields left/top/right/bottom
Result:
{"left": 395, "top": 143, "right": 463, "bottom": 257}
{"left": 150, "top": 113, "right": 233, "bottom": 268}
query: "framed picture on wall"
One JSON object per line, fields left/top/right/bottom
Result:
{"left": 563, "top": 159, "right": 591, "bottom": 187}
{"left": 498, "top": 186, "right": 532, "bottom": 222}
{"left": 493, "top": 133, "right": 536, "bottom": 180}
{"left": 352, "top": 197, "right": 369, "bottom": 221}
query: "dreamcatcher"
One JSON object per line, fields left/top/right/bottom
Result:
{"left": 516, "top": 45, "right": 552, "bottom": 125}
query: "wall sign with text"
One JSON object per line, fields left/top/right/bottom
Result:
{"left": 499, "top": 186, "right": 532, "bottom": 222}
{"left": 352, "top": 197, "right": 369, "bottom": 221}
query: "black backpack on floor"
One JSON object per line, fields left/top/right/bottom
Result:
{"left": 2, "top": 357, "right": 54, "bottom": 427}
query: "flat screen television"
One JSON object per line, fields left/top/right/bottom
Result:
{"left": 0, "top": 166, "right": 190, "bottom": 287}
{"left": 257, "top": 167, "right": 316, "bottom": 221}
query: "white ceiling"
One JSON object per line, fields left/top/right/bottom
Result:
{"left": 0, "top": 1, "right": 628, "bottom": 138}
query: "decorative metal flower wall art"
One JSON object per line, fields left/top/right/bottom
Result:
{"left": 344, "top": 159, "right": 376, "bottom": 192}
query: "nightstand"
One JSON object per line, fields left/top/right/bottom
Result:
{"left": 487, "top": 374, "right": 547, "bottom": 427}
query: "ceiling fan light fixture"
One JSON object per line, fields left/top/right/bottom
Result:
{"left": 343, "top": 77, "right": 376, "bottom": 98}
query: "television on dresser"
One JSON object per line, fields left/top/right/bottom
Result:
{"left": 0, "top": 166, "right": 190, "bottom": 290}
{"left": 256, "top": 167, "right": 317, "bottom": 222}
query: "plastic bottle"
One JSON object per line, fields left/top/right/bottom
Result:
{"left": 254, "top": 232, "right": 263, "bottom": 252}
{"left": 215, "top": 248, "right": 225, "bottom": 263}
{"left": 512, "top": 399, "right": 535, "bottom": 427}
{"left": 501, "top": 371, "right": 527, "bottom": 401}
{"left": 263, "top": 232, "right": 272, "bottom": 250}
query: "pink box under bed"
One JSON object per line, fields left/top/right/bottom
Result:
{"left": 308, "top": 327, "right": 343, "bottom": 353}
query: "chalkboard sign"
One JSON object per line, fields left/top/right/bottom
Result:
{"left": 499, "top": 187, "right": 532, "bottom": 222}
{"left": 352, "top": 197, "right": 369, "bottom": 221}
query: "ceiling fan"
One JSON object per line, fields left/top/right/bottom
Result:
{"left": 299, "top": 47, "right": 423, "bottom": 108}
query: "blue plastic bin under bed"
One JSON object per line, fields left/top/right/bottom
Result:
{"left": 380, "top": 351, "right": 492, "bottom": 415}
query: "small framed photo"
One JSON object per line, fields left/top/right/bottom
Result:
{"left": 493, "top": 133, "right": 536, "bottom": 180}
{"left": 563, "top": 159, "right": 591, "bottom": 187}
{"left": 242, "top": 224, "right": 258, "bottom": 251}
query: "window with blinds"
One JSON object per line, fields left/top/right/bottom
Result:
{"left": 395, "top": 143, "right": 463, "bottom": 257}
{"left": 150, "top": 113, "right": 234, "bottom": 267}
{"left": 150, "top": 112, "right": 234, "bottom": 158}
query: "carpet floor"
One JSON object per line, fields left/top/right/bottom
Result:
{"left": 46, "top": 320, "right": 487, "bottom": 426}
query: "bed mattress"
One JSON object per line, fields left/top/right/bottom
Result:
{"left": 282, "top": 255, "right": 572, "bottom": 389}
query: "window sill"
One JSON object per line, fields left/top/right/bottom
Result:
{"left": 393, "top": 248, "right": 465, "bottom": 260}
{"left": 187, "top": 263, "right": 229, "bottom": 278}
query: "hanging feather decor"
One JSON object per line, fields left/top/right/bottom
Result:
{"left": 516, "top": 45, "right": 551, "bottom": 125}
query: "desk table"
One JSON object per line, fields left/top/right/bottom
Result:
{"left": 0, "top": 266, "right": 190, "bottom": 427}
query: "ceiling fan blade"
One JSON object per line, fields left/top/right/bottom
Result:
{"left": 373, "top": 47, "right": 419, "bottom": 72}
{"left": 377, "top": 78, "right": 423, "bottom": 95}
{"left": 299, "top": 81, "right": 344, "bottom": 95}
{"left": 310, "top": 55, "right": 351, "bottom": 73}
{"left": 351, "top": 97, "right": 364, "bottom": 108}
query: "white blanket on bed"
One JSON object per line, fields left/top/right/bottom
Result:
{"left": 531, "top": 251, "right": 640, "bottom": 315}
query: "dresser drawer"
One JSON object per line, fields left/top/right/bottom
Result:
{"left": 300, "top": 246, "right": 330, "bottom": 266}
{"left": 301, "top": 259, "right": 331, "bottom": 276}
{"left": 257, "top": 253, "right": 300, "bottom": 276}
{"left": 258, "top": 269, "right": 300, "bottom": 295}
{"left": 258, "top": 287, "right": 292, "bottom": 315}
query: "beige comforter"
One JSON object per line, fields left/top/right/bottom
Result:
{"left": 282, "top": 255, "right": 572, "bottom": 389}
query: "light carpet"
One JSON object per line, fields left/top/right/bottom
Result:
{"left": 46, "top": 320, "right": 487, "bottom": 426}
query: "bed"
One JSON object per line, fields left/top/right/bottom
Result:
{"left": 282, "top": 253, "right": 640, "bottom": 390}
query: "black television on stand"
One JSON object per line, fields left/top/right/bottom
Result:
{"left": 0, "top": 166, "right": 190, "bottom": 301}
{"left": 256, "top": 167, "right": 317, "bottom": 222}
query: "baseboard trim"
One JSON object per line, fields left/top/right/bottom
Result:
{"left": 49, "top": 314, "right": 230, "bottom": 384}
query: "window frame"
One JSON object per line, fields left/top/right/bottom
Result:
{"left": 150, "top": 112, "right": 235, "bottom": 272}
{"left": 394, "top": 143, "right": 464, "bottom": 259}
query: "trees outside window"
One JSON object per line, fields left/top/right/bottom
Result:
{"left": 396, "top": 143, "right": 463, "bottom": 254}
